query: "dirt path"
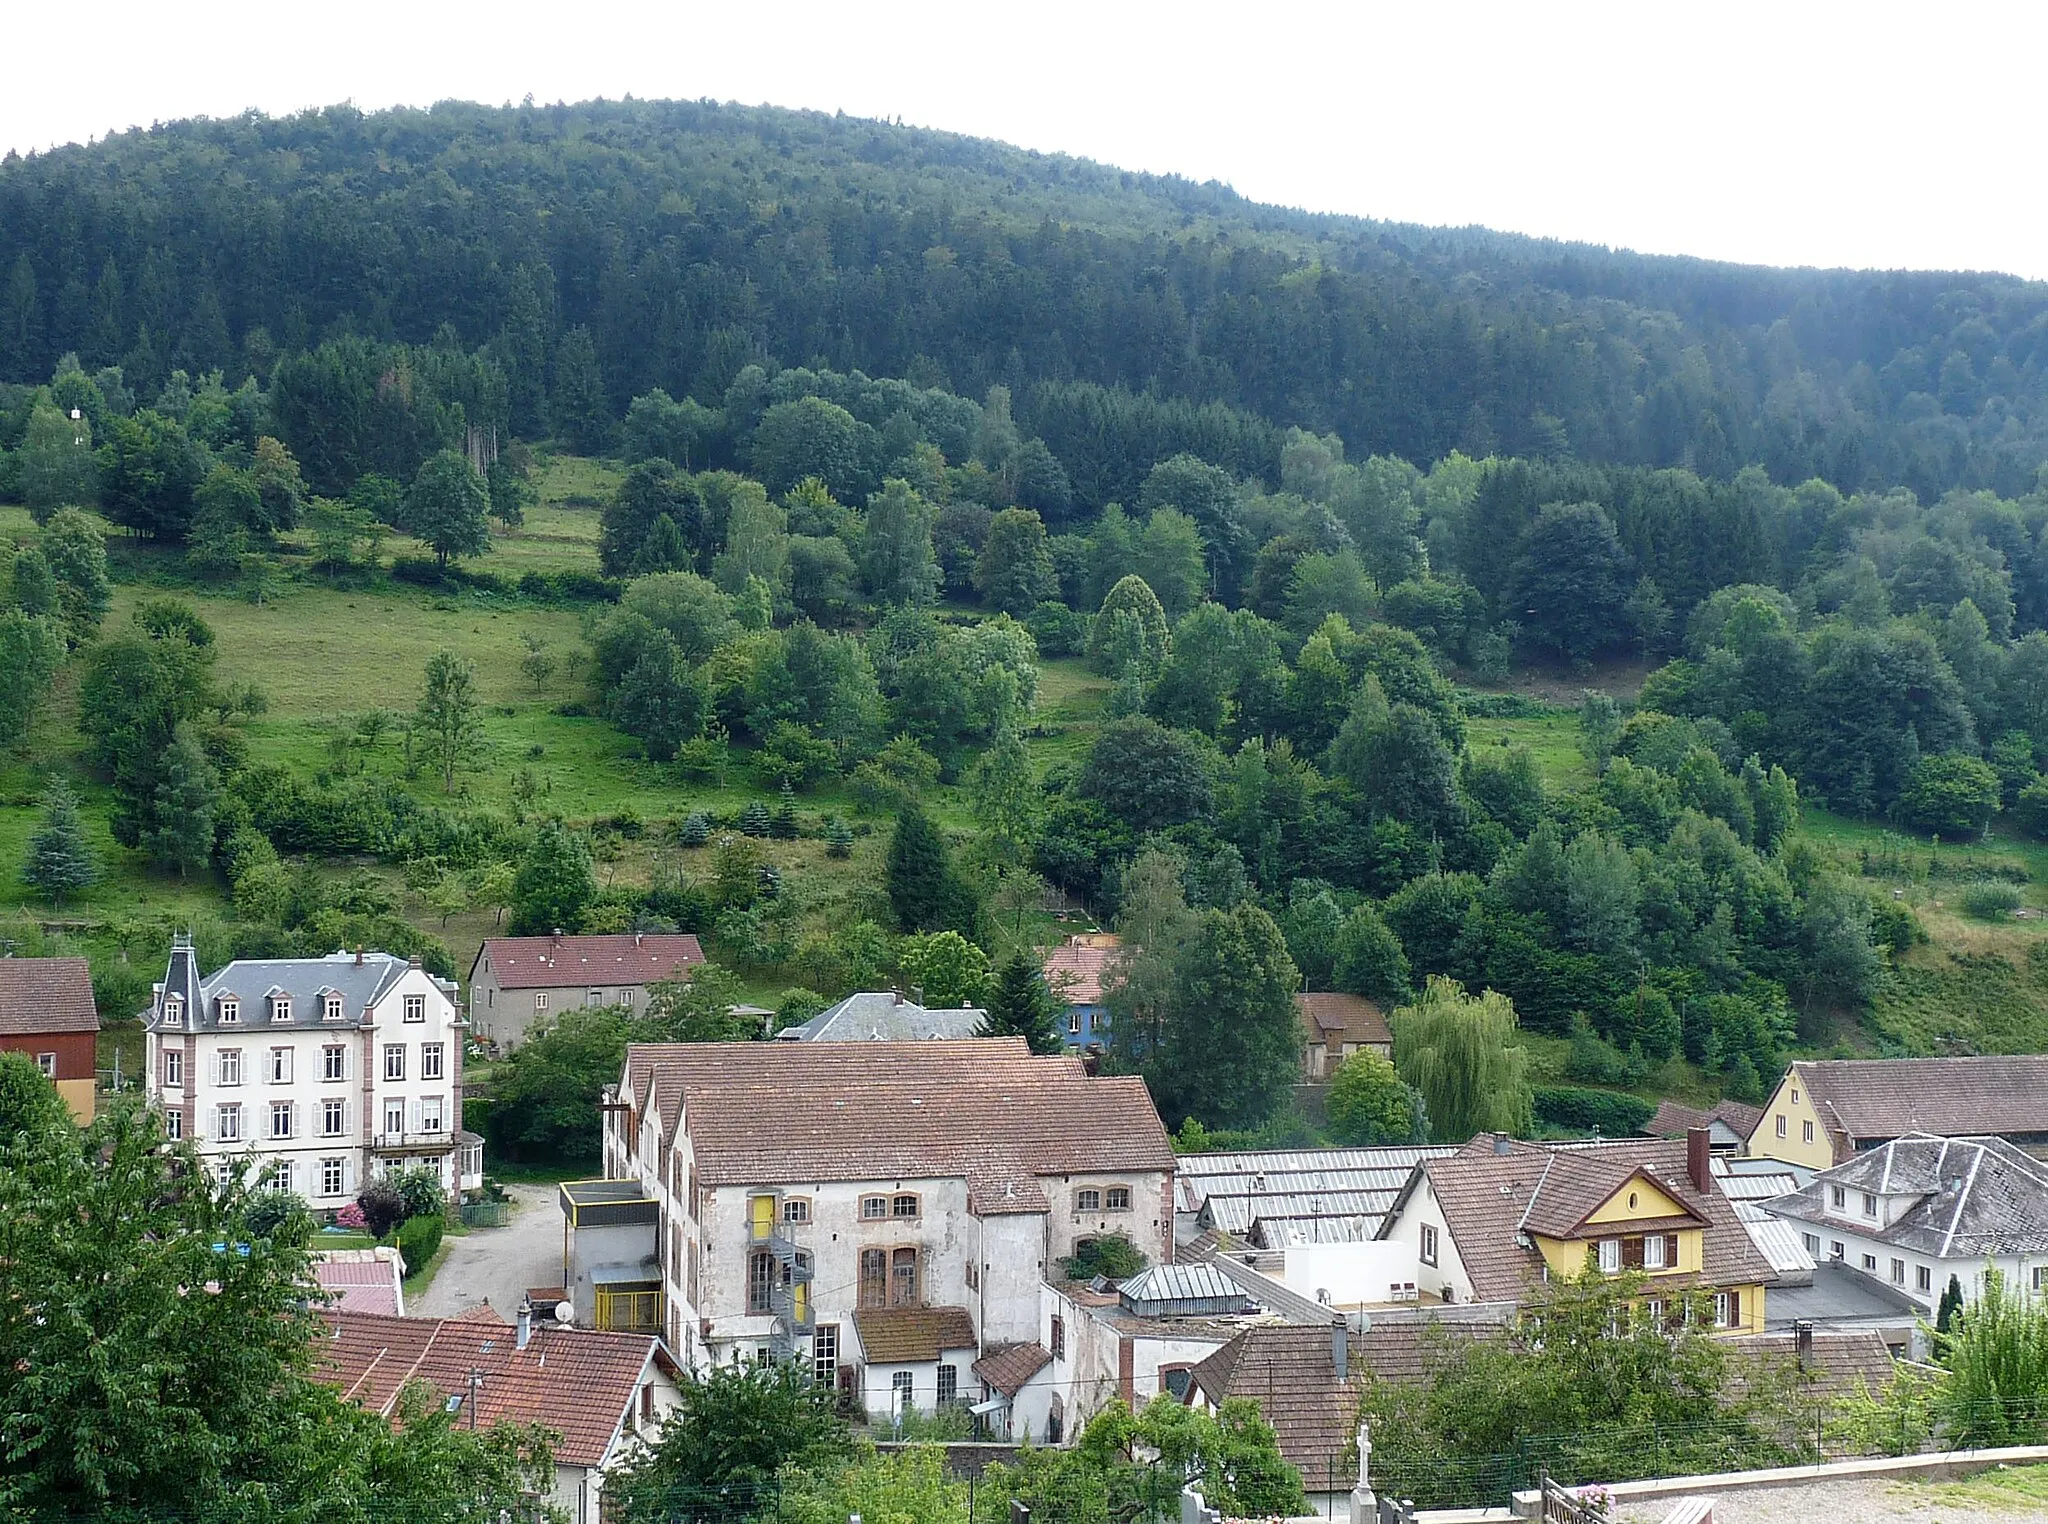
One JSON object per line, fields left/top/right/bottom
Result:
{"left": 1616, "top": 1473, "right": 2048, "bottom": 1523}
{"left": 412, "top": 1182, "right": 564, "bottom": 1320}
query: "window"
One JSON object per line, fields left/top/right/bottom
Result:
{"left": 1643, "top": 1233, "right": 1668, "bottom": 1270}
{"left": 1861, "top": 1253, "right": 1878, "bottom": 1272}
{"left": 404, "top": 995, "right": 425, "bottom": 1023}
{"left": 270, "top": 997, "right": 291, "bottom": 1023}
{"left": 34, "top": 1052, "right": 55, "bottom": 1078}
{"left": 323, "top": 1045, "right": 345, "bottom": 1081}
{"left": 1831, "top": 1240, "right": 1845, "bottom": 1260}
{"left": 1918, "top": 1265, "right": 1933, "bottom": 1293}
{"left": 2034, "top": 1267, "right": 2048, "bottom": 1293}
{"left": 1162, "top": 1366, "right": 1193, "bottom": 1399}
{"left": 422, "top": 1043, "right": 444, "bottom": 1081}
{"left": 891, "top": 1371, "right": 914, "bottom": 1413}
{"left": 1802, "top": 1120, "right": 1814, "bottom": 1144}
{"left": 1829, "top": 1185, "right": 1846, "bottom": 1210}
{"left": 782, "top": 1198, "right": 810, "bottom": 1224}
{"left": 219, "top": 1049, "right": 243, "bottom": 1086}
{"left": 1075, "top": 1189, "right": 1102, "bottom": 1211}
{"left": 891, "top": 1193, "right": 919, "bottom": 1219}
{"left": 273, "top": 1161, "right": 296, "bottom": 1193}
{"left": 1420, "top": 1224, "right": 1439, "bottom": 1267}
{"left": 384, "top": 1045, "right": 405, "bottom": 1081}
{"left": 937, "top": 1363, "right": 958, "bottom": 1406}
{"left": 1892, "top": 1259, "right": 1906, "bottom": 1285}
{"left": 891, "top": 1247, "right": 919, "bottom": 1307}
{"left": 322, "top": 1098, "right": 345, "bottom": 1136}
{"left": 861, "top": 1195, "right": 889, "bottom": 1220}
{"left": 1712, "top": 1289, "right": 1742, "bottom": 1329}
{"left": 164, "top": 996, "right": 184, "bottom": 1027}
{"left": 1802, "top": 1233, "right": 1820, "bottom": 1255}
{"left": 385, "top": 1100, "right": 405, "bottom": 1136}
{"left": 1107, "top": 1186, "right": 1132, "bottom": 1211}
{"left": 1791, "top": 1088, "right": 1800, "bottom": 1104}
{"left": 1050, "top": 1313, "right": 1065, "bottom": 1358}
{"left": 1068, "top": 1011, "right": 1080, "bottom": 1034}
{"left": 748, "top": 1251, "right": 775, "bottom": 1314}
{"left": 270, "top": 1101, "right": 293, "bottom": 1139}
{"left": 322, "top": 993, "right": 345, "bottom": 1022}
{"left": 966, "top": 1259, "right": 979, "bottom": 1290}
{"left": 217, "top": 997, "right": 237, "bottom": 1024}
{"left": 1597, "top": 1238, "right": 1621, "bottom": 1273}
{"left": 813, "top": 1324, "right": 839, "bottom": 1387}
{"left": 1046, "top": 1398, "right": 1063, "bottom": 1445}
{"left": 535, "top": 992, "right": 548, "bottom": 1013}
{"left": 216, "top": 1104, "right": 242, "bottom": 1142}
{"left": 269, "top": 1048, "right": 292, "bottom": 1084}
{"left": 422, "top": 1097, "right": 444, "bottom": 1132}
{"left": 164, "top": 1110, "right": 182, "bottom": 1140}
{"left": 1775, "top": 1116, "right": 1787, "bottom": 1138}
{"left": 164, "top": 1050, "right": 183, "bottom": 1086}
{"left": 860, "top": 1249, "right": 887, "bottom": 1308}
{"left": 586, "top": 988, "right": 603, "bottom": 1008}
{"left": 1862, "top": 1192, "right": 1879, "bottom": 1219}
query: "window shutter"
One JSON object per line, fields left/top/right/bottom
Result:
{"left": 1728, "top": 1288, "right": 1741, "bottom": 1326}
{"left": 1665, "top": 1234, "right": 1680, "bottom": 1268}
{"left": 410, "top": 1098, "right": 423, "bottom": 1132}
{"left": 1622, "top": 1237, "right": 1644, "bottom": 1270}
{"left": 208, "top": 1052, "right": 220, "bottom": 1087}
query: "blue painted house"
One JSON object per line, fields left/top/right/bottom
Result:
{"left": 1043, "top": 934, "right": 1118, "bottom": 1050}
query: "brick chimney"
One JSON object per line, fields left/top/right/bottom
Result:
{"left": 1794, "top": 1318, "right": 1814, "bottom": 1368}
{"left": 354, "top": 945, "right": 364, "bottom": 966}
{"left": 1492, "top": 1132, "right": 1513, "bottom": 1156}
{"left": 1687, "top": 1125, "right": 1712, "bottom": 1194}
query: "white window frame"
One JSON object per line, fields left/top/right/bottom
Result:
{"left": 1712, "top": 1291, "right": 1739, "bottom": 1328}
{"left": 1862, "top": 1192, "right": 1879, "bottom": 1219}
{"left": 812, "top": 1323, "right": 838, "bottom": 1387}
{"left": 323, "top": 1045, "right": 346, "bottom": 1082}
{"left": 270, "top": 997, "right": 291, "bottom": 1023}
{"left": 1643, "top": 1233, "right": 1668, "bottom": 1270}
{"left": 422, "top": 1042, "right": 444, "bottom": 1081}
{"left": 404, "top": 994, "right": 426, "bottom": 1023}
{"left": 216, "top": 1103, "right": 242, "bottom": 1142}
{"left": 1075, "top": 1188, "right": 1102, "bottom": 1211}
{"left": 164, "top": 1109, "right": 183, "bottom": 1140}
{"left": 163, "top": 996, "right": 184, "bottom": 1027}
{"left": 322, "top": 1098, "right": 346, "bottom": 1137}
{"left": 891, "top": 1370, "right": 914, "bottom": 1413}
{"left": 219, "top": 1049, "right": 243, "bottom": 1086}
{"left": 164, "top": 1050, "right": 183, "bottom": 1086}
{"left": 384, "top": 1100, "right": 405, "bottom": 1136}
{"left": 322, "top": 994, "right": 346, "bottom": 1022}
{"left": 270, "top": 1101, "right": 293, "bottom": 1140}
{"left": 384, "top": 1044, "right": 406, "bottom": 1082}
{"left": 1597, "top": 1238, "right": 1622, "bottom": 1273}
{"left": 321, "top": 1157, "right": 346, "bottom": 1197}
{"left": 1802, "top": 1120, "right": 1814, "bottom": 1143}
{"left": 269, "top": 1047, "right": 292, "bottom": 1084}
{"left": 218, "top": 997, "right": 238, "bottom": 1025}
{"left": 36, "top": 1052, "right": 57, "bottom": 1077}
{"left": 1106, "top": 1186, "right": 1132, "bottom": 1211}
{"left": 1420, "top": 1223, "right": 1439, "bottom": 1267}
{"left": 535, "top": 991, "right": 548, "bottom": 1013}
{"left": 1775, "top": 1115, "right": 1787, "bottom": 1138}
{"left": 422, "top": 1096, "right": 444, "bottom": 1132}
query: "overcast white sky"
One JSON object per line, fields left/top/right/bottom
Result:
{"left": 7, "top": 0, "right": 2045, "bottom": 279}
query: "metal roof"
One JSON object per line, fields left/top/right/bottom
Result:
{"left": 1733, "top": 1199, "right": 1815, "bottom": 1274}
{"left": 1175, "top": 1146, "right": 1455, "bottom": 1178}
{"left": 1254, "top": 1216, "right": 1383, "bottom": 1247}
{"left": 1200, "top": 1189, "right": 1401, "bottom": 1233}
{"left": 1118, "top": 1263, "right": 1247, "bottom": 1305}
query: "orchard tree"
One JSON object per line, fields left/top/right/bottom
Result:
{"left": 406, "top": 451, "right": 491, "bottom": 568}
{"left": 413, "top": 650, "right": 484, "bottom": 793}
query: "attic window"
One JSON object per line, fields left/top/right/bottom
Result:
{"left": 324, "top": 994, "right": 345, "bottom": 1022}
{"left": 270, "top": 997, "right": 291, "bottom": 1023}
{"left": 163, "top": 995, "right": 184, "bottom": 1026}
{"left": 1628, "top": 1191, "right": 1638, "bottom": 1209}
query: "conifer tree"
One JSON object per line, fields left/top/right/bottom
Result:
{"left": 142, "top": 723, "right": 219, "bottom": 877}
{"left": 678, "top": 810, "right": 711, "bottom": 848}
{"left": 769, "top": 780, "right": 800, "bottom": 840}
{"left": 886, "top": 803, "right": 973, "bottom": 935}
{"left": 980, "top": 951, "right": 1066, "bottom": 1055}
{"left": 22, "top": 779, "right": 97, "bottom": 906}
{"left": 824, "top": 816, "right": 854, "bottom": 858}
{"left": 740, "top": 799, "right": 772, "bottom": 836}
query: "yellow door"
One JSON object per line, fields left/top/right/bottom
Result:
{"left": 751, "top": 1195, "right": 775, "bottom": 1238}
{"left": 794, "top": 1279, "right": 808, "bottom": 1324}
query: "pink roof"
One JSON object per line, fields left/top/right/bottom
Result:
{"left": 475, "top": 933, "right": 704, "bottom": 991}
{"left": 1042, "top": 940, "right": 1117, "bottom": 1004}
{"left": 313, "top": 1249, "right": 404, "bottom": 1317}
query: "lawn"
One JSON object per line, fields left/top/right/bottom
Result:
{"left": 1463, "top": 709, "right": 1594, "bottom": 793}
{"left": 1896, "top": 1462, "right": 2048, "bottom": 1511}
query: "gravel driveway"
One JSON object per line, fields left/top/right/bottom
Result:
{"left": 1616, "top": 1474, "right": 2048, "bottom": 1523}
{"left": 412, "top": 1182, "right": 565, "bottom": 1320}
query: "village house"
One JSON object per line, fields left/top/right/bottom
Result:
{"left": 591, "top": 1036, "right": 1174, "bottom": 1420}
{"left": 1643, "top": 1097, "right": 1764, "bottom": 1154}
{"left": 1375, "top": 1130, "right": 1772, "bottom": 1333}
{"left": 1762, "top": 1133, "right": 2048, "bottom": 1313}
{"left": 467, "top": 932, "right": 704, "bottom": 1049}
{"left": 318, "top": 1302, "right": 679, "bottom": 1524}
{"left": 1171, "top": 1145, "right": 1457, "bottom": 1248}
{"left": 143, "top": 936, "right": 480, "bottom": 1203}
{"left": 1295, "top": 992, "right": 1392, "bottom": 1080}
{"left": 0, "top": 955, "right": 100, "bottom": 1121}
{"left": 776, "top": 989, "right": 986, "bottom": 1041}
{"left": 1042, "top": 933, "right": 1117, "bottom": 1049}
{"left": 1748, "top": 1055, "right": 2048, "bottom": 1168}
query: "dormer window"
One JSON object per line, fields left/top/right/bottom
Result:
{"left": 1830, "top": 1185, "right": 1847, "bottom": 1211}
{"left": 218, "top": 996, "right": 239, "bottom": 1024}
{"left": 1861, "top": 1191, "right": 1879, "bottom": 1219}
{"left": 323, "top": 994, "right": 344, "bottom": 1022}
{"left": 270, "top": 996, "right": 291, "bottom": 1023}
{"left": 163, "top": 995, "right": 184, "bottom": 1027}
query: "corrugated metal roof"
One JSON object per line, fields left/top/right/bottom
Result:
{"left": 1733, "top": 1199, "right": 1815, "bottom": 1274}
{"left": 1118, "top": 1263, "right": 1246, "bottom": 1304}
{"left": 1176, "top": 1146, "right": 1455, "bottom": 1177}
{"left": 1201, "top": 1189, "right": 1400, "bottom": 1233}
{"left": 1715, "top": 1170, "right": 1802, "bottom": 1201}
{"left": 1254, "top": 1216, "right": 1383, "bottom": 1246}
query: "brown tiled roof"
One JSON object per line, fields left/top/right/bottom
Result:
{"left": 1644, "top": 1099, "right": 1764, "bottom": 1140}
{"left": 1790, "top": 1057, "right": 2048, "bottom": 1145}
{"left": 973, "top": 1341, "right": 1053, "bottom": 1395}
{"left": 476, "top": 933, "right": 704, "bottom": 991}
{"left": 1401, "top": 1137, "right": 1771, "bottom": 1304}
{"left": 1042, "top": 940, "right": 1116, "bottom": 1004}
{"left": 1187, "top": 1324, "right": 1356, "bottom": 1474}
{"left": 0, "top": 957, "right": 98, "bottom": 1036}
{"left": 1725, "top": 1330, "right": 1897, "bottom": 1403}
{"left": 1295, "top": 992, "right": 1391, "bottom": 1048}
{"left": 853, "top": 1306, "right": 978, "bottom": 1364}
{"left": 316, "top": 1312, "right": 663, "bottom": 1467}
{"left": 625, "top": 1037, "right": 1173, "bottom": 1189}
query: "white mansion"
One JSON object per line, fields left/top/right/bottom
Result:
{"left": 144, "top": 935, "right": 481, "bottom": 1203}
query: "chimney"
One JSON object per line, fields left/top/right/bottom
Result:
{"left": 551, "top": 928, "right": 563, "bottom": 945}
{"left": 408, "top": 955, "right": 421, "bottom": 970}
{"left": 893, "top": 988, "right": 904, "bottom": 1006}
{"left": 1331, "top": 1320, "right": 1348, "bottom": 1382}
{"left": 1492, "top": 1132, "right": 1512, "bottom": 1156}
{"left": 1687, "top": 1126, "right": 1712, "bottom": 1194}
{"left": 354, "top": 946, "right": 364, "bottom": 966}
{"left": 516, "top": 1297, "right": 533, "bottom": 1351}
{"left": 1794, "top": 1319, "right": 1814, "bottom": 1368}
{"left": 634, "top": 931, "right": 643, "bottom": 947}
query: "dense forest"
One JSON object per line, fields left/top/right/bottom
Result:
{"left": 3, "top": 98, "right": 2048, "bottom": 501}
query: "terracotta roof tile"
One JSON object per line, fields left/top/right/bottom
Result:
{"left": 477, "top": 934, "right": 704, "bottom": 991}
{"left": 1645, "top": 1099, "right": 1763, "bottom": 1140}
{"left": 315, "top": 1312, "right": 660, "bottom": 1467}
{"left": 626, "top": 1037, "right": 1172, "bottom": 1188}
{"left": 312, "top": 1249, "right": 404, "bottom": 1317}
{"left": 1790, "top": 1057, "right": 2048, "bottom": 1146}
{"left": 972, "top": 1341, "right": 1053, "bottom": 1395}
{"left": 1725, "top": 1329, "right": 1897, "bottom": 1405}
{"left": 1042, "top": 941, "right": 1117, "bottom": 1005}
{"left": 0, "top": 957, "right": 98, "bottom": 1036}
{"left": 852, "top": 1305, "right": 978, "bottom": 1363}
{"left": 1295, "top": 992, "right": 1391, "bottom": 1047}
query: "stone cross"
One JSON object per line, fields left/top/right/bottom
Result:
{"left": 1355, "top": 1421, "right": 1372, "bottom": 1491}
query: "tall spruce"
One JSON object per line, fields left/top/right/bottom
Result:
{"left": 886, "top": 803, "right": 971, "bottom": 936}
{"left": 980, "top": 952, "right": 1067, "bottom": 1055}
{"left": 22, "top": 780, "right": 97, "bottom": 905}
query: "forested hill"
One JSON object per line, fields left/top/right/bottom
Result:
{"left": 3, "top": 96, "right": 2047, "bottom": 500}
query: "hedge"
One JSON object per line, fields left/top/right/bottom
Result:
{"left": 396, "top": 1211, "right": 444, "bottom": 1277}
{"left": 1532, "top": 1085, "right": 1655, "bottom": 1138}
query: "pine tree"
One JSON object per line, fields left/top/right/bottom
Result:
{"left": 981, "top": 952, "right": 1066, "bottom": 1055}
{"left": 678, "top": 810, "right": 711, "bottom": 848}
{"left": 886, "top": 803, "right": 973, "bottom": 935}
{"left": 22, "top": 780, "right": 97, "bottom": 906}
{"left": 1937, "top": 1274, "right": 1965, "bottom": 1342}
{"left": 739, "top": 799, "right": 772, "bottom": 837}
{"left": 769, "top": 780, "right": 800, "bottom": 840}
{"left": 823, "top": 816, "right": 854, "bottom": 858}
{"left": 142, "top": 723, "right": 219, "bottom": 877}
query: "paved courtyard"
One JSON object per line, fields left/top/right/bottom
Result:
{"left": 412, "top": 1181, "right": 565, "bottom": 1320}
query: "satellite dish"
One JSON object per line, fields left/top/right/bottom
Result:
{"left": 554, "top": 1301, "right": 574, "bottom": 1324}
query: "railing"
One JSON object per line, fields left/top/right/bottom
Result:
{"left": 459, "top": 1199, "right": 510, "bottom": 1228}
{"left": 372, "top": 1129, "right": 449, "bottom": 1149}
{"left": 1539, "top": 1472, "right": 1605, "bottom": 1524}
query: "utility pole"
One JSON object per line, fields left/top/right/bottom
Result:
{"left": 468, "top": 1367, "right": 483, "bottom": 1430}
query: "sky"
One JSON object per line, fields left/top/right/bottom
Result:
{"left": 7, "top": 0, "right": 2046, "bottom": 279}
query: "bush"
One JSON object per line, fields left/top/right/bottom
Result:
{"left": 1532, "top": 1085, "right": 1655, "bottom": 1138}
{"left": 1061, "top": 1233, "right": 1146, "bottom": 1282}
{"left": 396, "top": 1211, "right": 444, "bottom": 1277}
{"left": 1960, "top": 880, "right": 2024, "bottom": 920}
{"left": 1025, "top": 600, "right": 1086, "bottom": 657}
{"left": 356, "top": 1179, "right": 405, "bottom": 1238}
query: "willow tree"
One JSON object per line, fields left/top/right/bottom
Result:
{"left": 1391, "top": 975, "right": 1532, "bottom": 1143}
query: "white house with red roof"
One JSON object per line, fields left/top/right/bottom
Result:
{"left": 467, "top": 932, "right": 704, "bottom": 1049}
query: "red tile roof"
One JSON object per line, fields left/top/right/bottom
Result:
{"left": 1042, "top": 940, "right": 1117, "bottom": 1004}
{"left": 973, "top": 1341, "right": 1053, "bottom": 1396}
{"left": 625, "top": 1037, "right": 1172, "bottom": 1189}
{"left": 312, "top": 1249, "right": 404, "bottom": 1317}
{"left": 477, "top": 934, "right": 704, "bottom": 991}
{"left": 1786, "top": 1057, "right": 2048, "bottom": 1147}
{"left": 0, "top": 957, "right": 98, "bottom": 1036}
{"left": 316, "top": 1312, "right": 664, "bottom": 1467}
{"left": 1644, "top": 1098, "right": 1763, "bottom": 1140}
{"left": 853, "top": 1305, "right": 978, "bottom": 1363}
{"left": 1296, "top": 992, "right": 1391, "bottom": 1048}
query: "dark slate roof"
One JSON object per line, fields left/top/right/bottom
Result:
{"left": 153, "top": 948, "right": 426, "bottom": 1031}
{"left": 1788, "top": 1057, "right": 2048, "bottom": 1145}
{"left": 1763, "top": 1133, "right": 2048, "bottom": 1257}
{"left": 0, "top": 957, "right": 98, "bottom": 1035}
{"left": 777, "top": 991, "right": 987, "bottom": 1042}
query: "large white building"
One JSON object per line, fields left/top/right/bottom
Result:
{"left": 144, "top": 936, "right": 481, "bottom": 1204}
{"left": 587, "top": 1036, "right": 1175, "bottom": 1421}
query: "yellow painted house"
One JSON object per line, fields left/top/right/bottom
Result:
{"left": 1378, "top": 1131, "right": 1770, "bottom": 1334}
{"left": 1748, "top": 1056, "right": 2048, "bottom": 1169}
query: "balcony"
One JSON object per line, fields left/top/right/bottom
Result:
{"left": 371, "top": 1129, "right": 451, "bottom": 1153}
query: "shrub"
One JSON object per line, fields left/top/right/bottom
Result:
{"left": 1061, "top": 1233, "right": 1146, "bottom": 1282}
{"left": 356, "top": 1179, "right": 405, "bottom": 1239}
{"left": 1532, "top": 1085, "right": 1655, "bottom": 1138}
{"left": 396, "top": 1211, "right": 444, "bottom": 1277}
{"left": 677, "top": 810, "right": 711, "bottom": 847}
{"left": 389, "top": 1164, "right": 446, "bottom": 1223}
{"left": 1960, "top": 880, "right": 2024, "bottom": 920}
{"left": 245, "top": 1189, "right": 311, "bottom": 1240}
